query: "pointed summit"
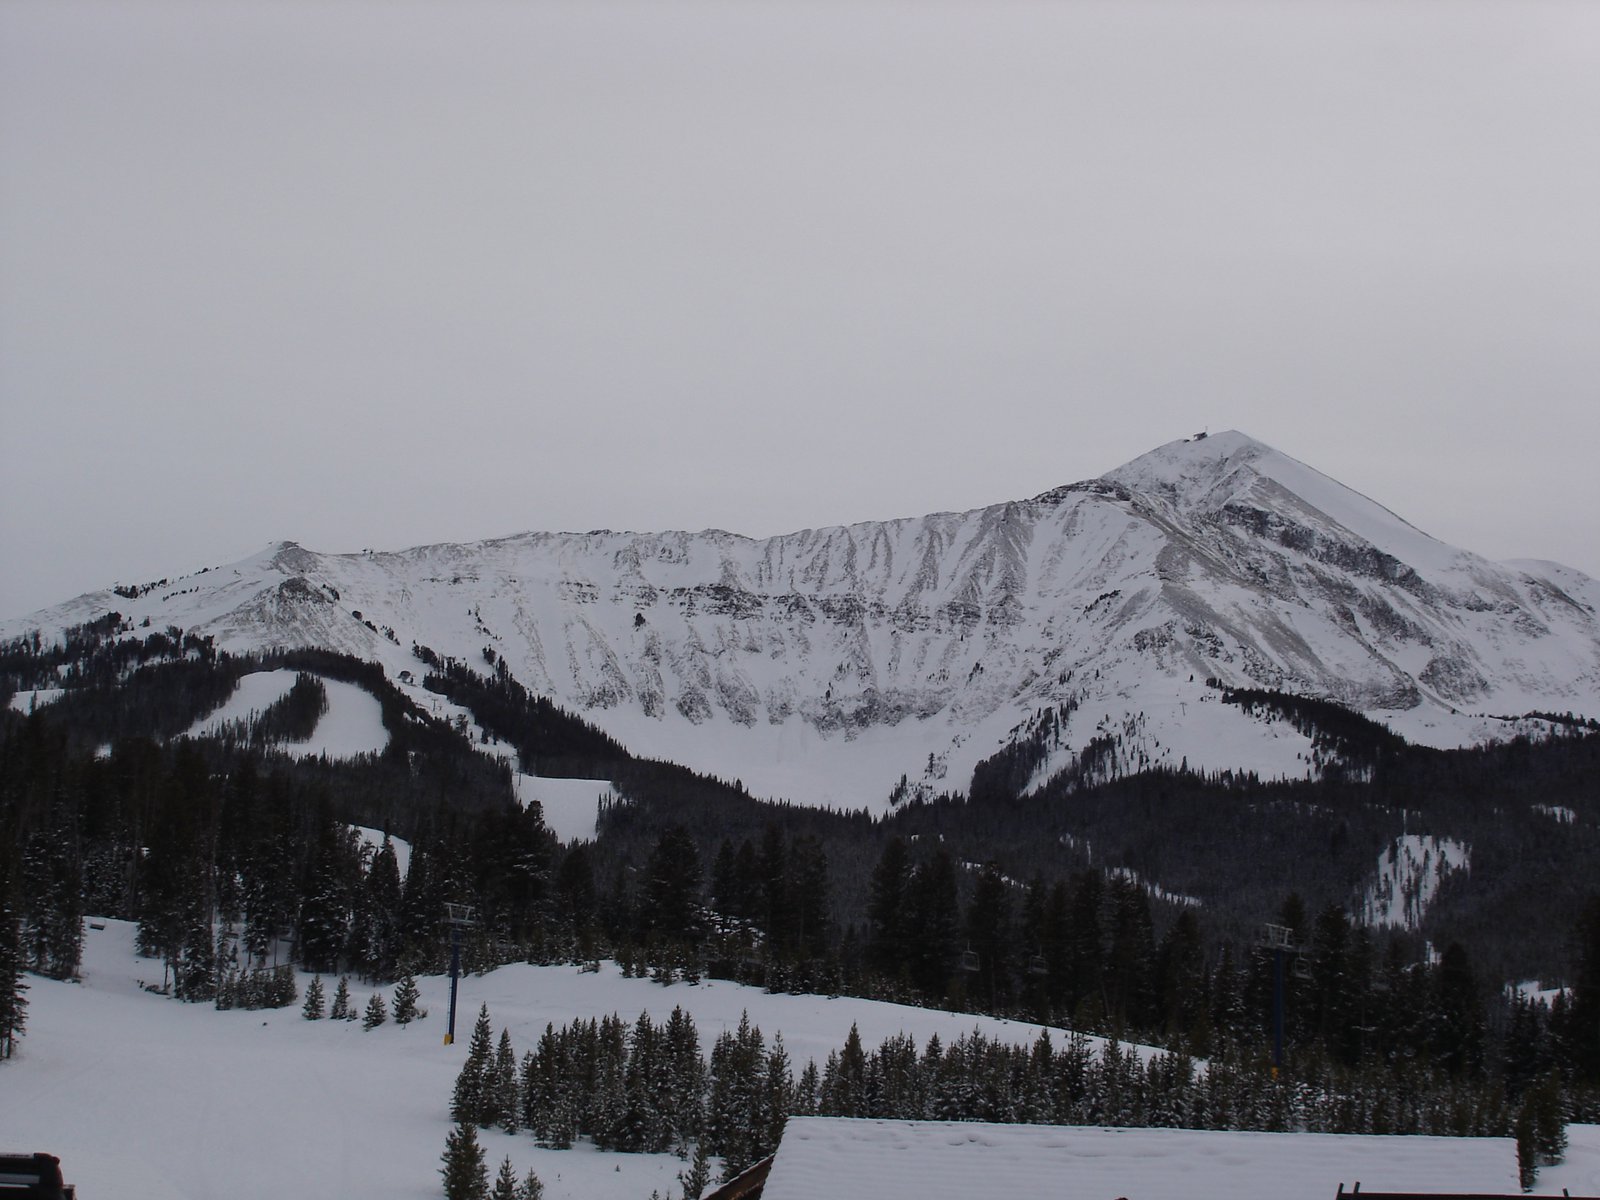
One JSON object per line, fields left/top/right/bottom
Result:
{"left": 1103, "top": 430, "right": 1456, "bottom": 572}
{"left": 1101, "top": 430, "right": 1273, "bottom": 505}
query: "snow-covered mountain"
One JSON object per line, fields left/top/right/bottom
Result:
{"left": 7, "top": 431, "right": 1599, "bottom": 811}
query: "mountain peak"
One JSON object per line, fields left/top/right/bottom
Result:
{"left": 1101, "top": 429, "right": 1273, "bottom": 497}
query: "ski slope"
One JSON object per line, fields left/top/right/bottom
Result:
{"left": 1, "top": 920, "right": 1126, "bottom": 1200}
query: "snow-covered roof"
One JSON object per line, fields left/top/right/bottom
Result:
{"left": 759, "top": 1118, "right": 1520, "bottom": 1200}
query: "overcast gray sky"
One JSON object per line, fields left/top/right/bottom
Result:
{"left": 3, "top": 0, "right": 1598, "bottom": 619}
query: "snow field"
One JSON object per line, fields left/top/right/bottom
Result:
{"left": 185, "top": 668, "right": 389, "bottom": 759}
{"left": 2, "top": 919, "right": 1134, "bottom": 1200}
{"left": 514, "top": 775, "right": 613, "bottom": 844}
{"left": 762, "top": 1117, "right": 1520, "bottom": 1200}
{"left": 351, "top": 825, "right": 412, "bottom": 878}
{"left": 7, "top": 687, "right": 64, "bottom": 713}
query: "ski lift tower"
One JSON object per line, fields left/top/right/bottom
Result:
{"left": 442, "top": 902, "right": 477, "bottom": 1047}
{"left": 1260, "top": 923, "right": 1294, "bottom": 1078}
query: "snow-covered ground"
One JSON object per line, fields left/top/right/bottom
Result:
{"left": 351, "top": 825, "right": 412, "bottom": 877}
{"left": 5, "top": 918, "right": 1592, "bottom": 1199}
{"left": 7, "top": 686, "right": 64, "bottom": 713}
{"left": 1543, "top": 1122, "right": 1600, "bottom": 1196}
{"left": 185, "top": 668, "right": 389, "bottom": 759}
{"left": 514, "top": 774, "right": 613, "bottom": 844}
{"left": 762, "top": 1117, "right": 1521, "bottom": 1200}
{"left": 1, "top": 920, "right": 1125, "bottom": 1200}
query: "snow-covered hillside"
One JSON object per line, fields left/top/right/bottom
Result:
{"left": 6, "top": 431, "right": 1598, "bottom": 812}
{"left": 0, "top": 920, "right": 1132, "bottom": 1200}
{"left": 8, "top": 919, "right": 1594, "bottom": 1200}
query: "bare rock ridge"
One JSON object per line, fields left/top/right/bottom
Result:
{"left": 7, "top": 430, "right": 1599, "bottom": 812}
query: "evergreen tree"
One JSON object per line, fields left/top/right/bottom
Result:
{"left": 904, "top": 851, "right": 959, "bottom": 998}
{"left": 1571, "top": 895, "right": 1600, "bottom": 1084}
{"left": 452, "top": 1003, "right": 495, "bottom": 1126}
{"left": 757, "top": 825, "right": 790, "bottom": 956}
{"left": 362, "top": 992, "right": 387, "bottom": 1029}
{"left": 1105, "top": 875, "right": 1157, "bottom": 1031}
{"left": 1155, "top": 908, "right": 1207, "bottom": 1042}
{"left": 302, "top": 975, "right": 325, "bottom": 1020}
{"left": 177, "top": 910, "right": 216, "bottom": 1002}
{"left": 0, "top": 857, "right": 26, "bottom": 1059}
{"left": 495, "top": 1028, "right": 521, "bottom": 1133}
{"left": 330, "top": 975, "right": 352, "bottom": 1020}
{"left": 490, "top": 1155, "right": 519, "bottom": 1200}
{"left": 867, "top": 838, "right": 911, "bottom": 980}
{"left": 966, "top": 861, "right": 1014, "bottom": 1012}
{"left": 393, "top": 973, "right": 421, "bottom": 1025}
{"left": 20, "top": 822, "right": 83, "bottom": 982}
{"left": 297, "top": 821, "right": 357, "bottom": 975}
{"left": 440, "top": 1120, "right": 489, "bottom": 1200}
{"left": 679, "top": 1141, "right": 712, "bottom": 1200}
{"left": 516, "top": 1169, "right": 544, "bottom": 1200}
{"left": 644, "top": 825, "right": 704, "bottom": 946}
{"left": 359, "top": 835, "right": 404, "bottom": 982}
{"left": 788, "top": 836, "right": 831, "bottom": 964}
{"left": 1066, "top": 871, "right": 1106, "bottom": 1025}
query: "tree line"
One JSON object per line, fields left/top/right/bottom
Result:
{"left": 440, "top": 997, "right": 1575, "bottom": 1196}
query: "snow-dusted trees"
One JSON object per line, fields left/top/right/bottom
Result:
{"left": 490, "top": 1155, "right": 519, "bottom": 1200}
{"left": 296, "top": 822, "right": 361, "bottom": 975}
{"left": 1570, "top": 895, "right": 1600, "bottom": 1084}
{"left": 392, "top": 973, "right": 421, "bottom": 1025}
{"left": 440, "top": 1121, "right": 488, "bottom": 1200}
{"left": 452, "top": 1004, "right": 497, "bottom": 1127}
{"left": 0, "top": 849, "right": 26, "bottom": 1059}
{"left": 351, "top": 836, "right": 403, "bottom": 982}
{"left": 301, "top": 975, "right": 325, "bottom": 1020}
{"left": 20, "top": 818, "right": 82, "bottom": 982}
{"left": 442, "top": 995, "right": 1581, "bottom": 1187}
{"left": 644, "top": 825, "right": 704, "bottom": 946}
{"left": 494, "top": 1029, "right": 520, "bottom": 1133}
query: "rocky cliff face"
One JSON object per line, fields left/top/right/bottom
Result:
{"left": 9, "top": 431, "right": 1598, "bottom": 811}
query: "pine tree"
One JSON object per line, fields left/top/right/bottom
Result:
{"left": 516, "top": 1169, "right": 544, "bottom": 1200}
{"left": 679, "top": 1141, "right": 712, "bottom": 1200}
{"left": 361, "top": 836, "right": 404, "bottom": 982}
{"left": 495, "top": 1028, "right": 520, "bottom": 1133}
{"left": 0, "top": 863, "right": 26, "bottom": 1059}
{"left": 440, "top": 1121, "right": 489, "bottom": 1200}
{"left": 330, "top": 975, "right": 352, "bottom": 1020}
{"left": 490, "top": 1155, "right": 519, "bottom": 1200}
{"left": 393, "top": 973, "right": 421, "bottom": 1025}
{"left": 452, "top": 1003, "right": 494, "bottom": 1125}
{"left": 302, "top": 975, "right": 325, "bottom": 1020}
{"left": 362, "top": 992, "right": 388, "bottom": 1030}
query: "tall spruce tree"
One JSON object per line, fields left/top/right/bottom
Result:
{"left": 440, "top": 1120, "right": 488, "bottom": 1200}
{"left": 392, "top": 972, "right": 421, "bottom": 1025}
{"left": 494, "top": 1028, "right": 520, "bottom": 1133}
{"left": 452, "top": 1003, "right": 495, "bottom": 1126}
{"left": 301, "top": 975, "right": 325, "bottom": 1020}
{"left": 867, "top": 837, "right": 911, "bottom": 980}
{"left": 0, "top": 853, "right": 26, "bottom": 1059}
{"left": 330, "top": 975, "right": 352, "bottom": 1020}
